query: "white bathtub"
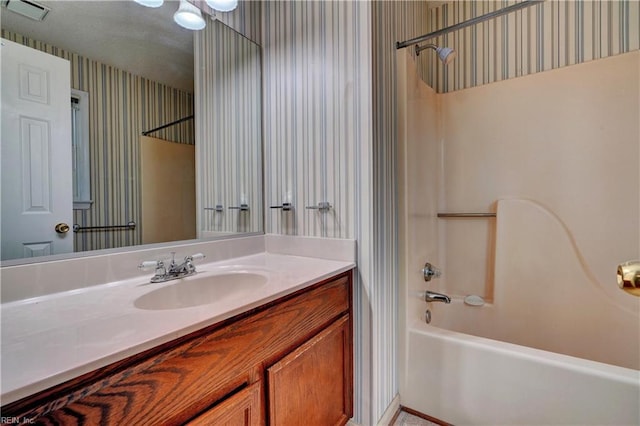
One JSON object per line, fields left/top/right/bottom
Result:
{"left": 402, "top": 320, "right": 640, "bottom": 426}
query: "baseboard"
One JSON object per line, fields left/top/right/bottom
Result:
{"left": 400, "top": 405, "right": 452, "bottom": 426}
{"left": 377, "top": 394, "right": 401, "bottom": 425}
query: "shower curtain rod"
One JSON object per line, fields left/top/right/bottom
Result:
{"left": 142, "top": 115, "right": 194, "bottom": 136}
{"left": 396, "top": 0, "right": 544, "bottom": 50}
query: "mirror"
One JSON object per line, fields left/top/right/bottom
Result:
{"left": 0, "top": 1, "right": 263, "bottom": 264}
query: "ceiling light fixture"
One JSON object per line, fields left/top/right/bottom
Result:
{"left": 205, "top": 0, "right": 238, "bottom": 13}
{"left": 174, "top": 0, "right": 206, "bottom": 30}
{"left": 134, "top": 0, "right": 164, "bottom": 8}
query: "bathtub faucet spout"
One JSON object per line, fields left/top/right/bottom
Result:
{"left": 424, "top": 290, "right": 451, "bottom": 304}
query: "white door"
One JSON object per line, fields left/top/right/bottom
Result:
{"left": 1, "top": 38, "right": 73, "bottom": 261}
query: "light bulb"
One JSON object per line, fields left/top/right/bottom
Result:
{"left": 174, "top": 0, "right": 206, "bottom": 30}
{"left": 134, "top": 0, "right": 164, "bottom": 8}
{"left": 205, "top": 0, "right": 238, "bottom": 12}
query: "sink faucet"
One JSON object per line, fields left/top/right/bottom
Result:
{"left": 139, "top": 252, "right": 205, "bottom": 283}
{"left": 424, "top": 290, "right": 451, "bottom": 304}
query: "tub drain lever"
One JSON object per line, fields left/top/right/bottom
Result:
{"left": 422, "top": 262, "right": 441, "bottom": 282}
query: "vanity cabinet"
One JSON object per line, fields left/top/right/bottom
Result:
{"left": 186, "top": 381, "right": 263, "bottom": 426}
{"left": 268, "top": 315, "right": 352, "bottom": 426}
{"left": 1, "top": 271, "right": 353, "bottom": 426}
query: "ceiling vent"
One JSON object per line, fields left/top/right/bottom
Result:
{"left": 4, "top": 0, "right": 50, "bottom": 21}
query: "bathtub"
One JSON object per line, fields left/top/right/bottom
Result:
{"left": 398, "top": 199, "right": 640, "bottom": 424}
{"left": 402, "top": 320, "right": 640, "bottom": 425}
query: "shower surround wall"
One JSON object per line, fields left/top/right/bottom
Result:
{"left": 397, "top": 48, "right": 640, "bottom": 423}
{"left": 445, "top": 50, "right": 639, "bottom": 369}
{"left": 400, "top": 49, "right": 640, "bottom": 369}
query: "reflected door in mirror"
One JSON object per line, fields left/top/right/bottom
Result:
{"left": 1, "top": 38, "right": 73, "bottom": 260}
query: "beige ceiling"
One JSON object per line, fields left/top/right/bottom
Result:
{"left": 1, "top": 0, "right": 195, "bottom": 92}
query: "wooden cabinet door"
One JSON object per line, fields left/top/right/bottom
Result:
{"left": 186, "top": 381, "right": 263, "bottom": 426}
{"left": 267, "top": 315, "right": 352, "bottom": 426}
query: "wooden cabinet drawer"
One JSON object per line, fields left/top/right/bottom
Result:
{"left": 5, "top": 273, "right": 351, "bottom": 425}
{"left": 185, "top": 381, "right": 263, "bottom": 426}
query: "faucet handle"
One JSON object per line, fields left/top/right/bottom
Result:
{"left": 270, "top": 202, "right": 294, "bottom": 211}
{"left": 306, "top": 201, "right": 332, "bottom": 212}
{"left": 139, "top": 260, "right": 161, "bottom": 270}
{"left": 422, "top": 262, "right": 441, "bottom": 281}
{"left": 182, "top": 253, "right": 205, "bottom": 274}
{"left": 185, "top": 253, "right": 205, "bottom": 262}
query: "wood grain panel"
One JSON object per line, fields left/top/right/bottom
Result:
{"left": 2, "top": 272, "right": 351, "bottom": 425}
{"left": 186, "top": 381, "right": 263, "bottom": 426}
{"left": 268, "top": 315, "right": 353, "bottom": 426}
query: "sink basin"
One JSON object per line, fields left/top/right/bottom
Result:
{"left": 134, "top": 272, "right": 268, "bottom": 310}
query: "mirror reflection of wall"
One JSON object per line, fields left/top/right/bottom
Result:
{"left": 196, "top": 20, "right": 263, "bottom": 238}
{"left": 0, "top": 1, "right": 263, "bottom": 263}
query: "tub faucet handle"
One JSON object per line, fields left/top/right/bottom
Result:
{"left": 422, "top": 262, "right": 441, "bottom": 281}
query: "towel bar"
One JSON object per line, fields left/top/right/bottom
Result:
{"left": 437, "top": 213, "right": 496, "bottom": 218}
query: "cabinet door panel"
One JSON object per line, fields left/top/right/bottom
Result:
{"left": 268, "top": 315, "right": 352, "bottom": 426}
{"left": 186, "top": 381, "right": 262, "bottom": 426}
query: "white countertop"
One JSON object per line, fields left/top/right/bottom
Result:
{"left": 1, "top": 252, "right": 354, "bottom": 404}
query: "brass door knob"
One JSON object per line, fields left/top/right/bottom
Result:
{"left": 55, "top": 223, "right": 70, "bottom": 234}
{"left": 617, "top": 261, "right": 640, "bottom": 297}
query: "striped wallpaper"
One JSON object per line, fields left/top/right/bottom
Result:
{"left": 195, "top": 0, "right": 262, "bottom": 45}
{"left": 259, "top": 1, "right": 374, "bottom": 423}
{"left": 0, "top": 30, "right": 194, "bottom": 252}
{"left": 371, "top": 1, "right": 432, "bottom": 421}
{"left": 257, "top": 1, "right": 432, "bottom": 422}
{"left": 194, "top": 18, "right": 263, "bottom": 235}
{"left": 423, "top": 0, "right": 640, "bottom": 93}
{"left": 262, "top": 0, "right": 366, "bottom": 239}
